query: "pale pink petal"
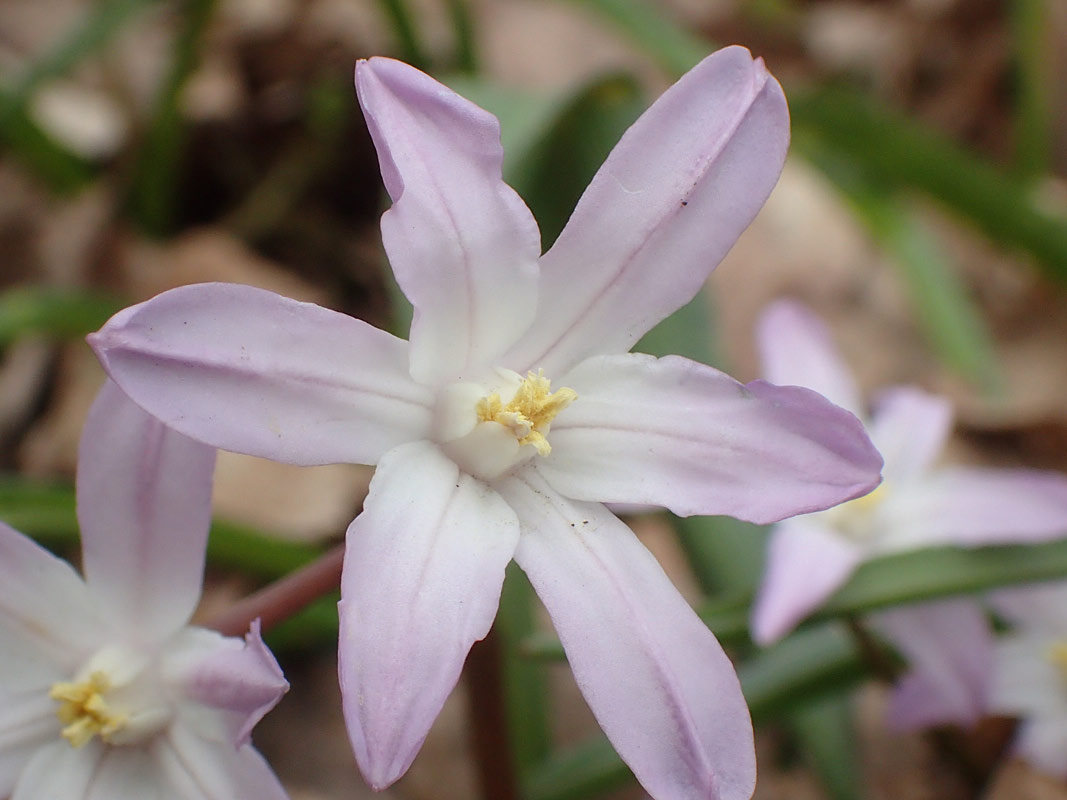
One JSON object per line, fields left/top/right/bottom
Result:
{"left": 11, "top": 739, "right": 103, "bottom": 800}
{"left": 989, "top": 633, "right": 1062, "bottom": 715}
{"left": 338, "top": 441, "right": 519, "bottom": 789}
{"left": 78, "top": 380, "right": 216, "bottom": 640}
{"left": 500, "top": 473, "right": 755, "bottom": 800}
{"left": 163, "top": 623, "right": 288, "bottom": 747}
{"left": 1013, "top": 719, "right": 1067, "bottom": 778}
{"left": 751, "top": 518, "right": 863, "bottom": 644}
{"left": 0, "top": 521, "right": 105, "bottom": 669}
{"left": 0, "top": 693, "right": 59, "bottom": 796}
{"left": 505, "top": 46, "right": 789, "bottom": 376}
{"left": 755, "top": 299, "right": 864, "bottom": 417}
{"left": 882, "top": 468, "right": 1067, "bottom": 550}
{"left": 867, "top": 388, "right": 952, "bottom": 482}
{"left": 874, "top": 600, "right": 994, "bottom": 729}
{"left": 154, "top": 723, "right": 289, "bottom": 800}
{"left": 541, "top": 354, "right": 882, "bottom": 522}
{"left": 89, "top": 283, "right": 432, "bottom": 466}
{"left": 356, "top": 57, "right": 541, "bottom": 385}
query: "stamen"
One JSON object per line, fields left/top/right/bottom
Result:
{"left": 476, "top": 370, "right": 577, "bottom": 456}
{"left": 1047, "top": 641, "right": 1067, "bottom": 678}
{"left": 50, "top": 671, "right": 127, "bottom": 747}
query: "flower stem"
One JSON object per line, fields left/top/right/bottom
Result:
{"left": 207, "top": 544, "right": 345, "bottom": 637}
{"left": 465, "top": 627, "right": 521, "bottom": 800}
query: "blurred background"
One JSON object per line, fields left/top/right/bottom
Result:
{"left": 2, "top": 0, "right": 1067, "bottom": 798}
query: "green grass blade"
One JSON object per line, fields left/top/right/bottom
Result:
{"left": 376, "top": 0, "right": 430, "bottom": 70}
{"left": 1011, "top": 0, "right": 1053, "bottom": 178}
{"left": 0, "top": 287, "right": 122, "bottom": 346}
{"left": 791, "top": 88, "right": 1067, "bottom": 281}
{"left": 563, "top": 0, "right": 706, "bottom": 75}
{"left": 788, "top": 693, "right": 861, "bottom": 800}
{"left": 445, "top": 0, "right": 478, "bottom": 74}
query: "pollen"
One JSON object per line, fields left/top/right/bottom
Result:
{"left": 476, "top": 370, "right": 577, "bottom": 456}
{"left": 50, "top": 671, "right": 127, "bottom": 748}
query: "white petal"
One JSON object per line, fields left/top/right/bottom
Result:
{"left": 12, "top": 739, "right": 104, "bottom": 800}
{"left": 90, "top": 283, "right": 431, "bottom": 466}
{"left": 505, "top": 46, "right": 789, "bottom": 376}
{"left": 1013, "top": 718, "right": 1067, "bottom": 778}
{"left": 542, "top": 353, "right": 882, "bottom": 522}
{"left": 989, "top": 582, "right": 1067, "bottom": 633}
{"left": 78, "top": 380, "right": 216, "bottom": 640}
{"left": 988, "top": 633, "right": 1065, "bottom": 717}
{"left": 154, "top": 723, "right": 289, "bottom": 800}
{"left": 338, "top": 441, "right": 519, "bottom": 789}
{"left": 356, "top": 57, "right": 541, "bottom": 385}
{"left": 0, "top": 521, "right": 105, "bottom": 670}
{"left": 0, "top": 693, "right": 59, "bottom": 797}
{"left": 755, "top": 299, "right": 864, "bottom": 417}
{"left": 501, "top": 473, "right": 755, "bottom": 800}
{"left": 868, "top": 388, "right": 952, "bottom": 482}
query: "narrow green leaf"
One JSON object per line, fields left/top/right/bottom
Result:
{"left": 788, "top": 693, "right": 862, "bottom": 800}
{"left": 633, "top": 288, "right": 719, "bottom": 367}
{"left": 791, "top": 88, "right": 1067, "bottom": 281}
{"left": 1011, "top": 0, "right": 1053, "bottom": 178}
{"left": 0, "top": 476, "right": 322, "bottom": 580}
{"left": 265, "top": 594, "right": 338, "bottom": 651}
{"left": 523, "top": 735, "right": 633, "bottom": 800}
{"left": 445, "top": 0, "right": 478, "bottom": 74}
{"left": 562, "top": 0, "right": 707, "bottom": 75}
{"left": 376, "top": 0, "right": 430, "bottom": 70}
{"left": 127, "top": 0, "right": 217, "bottom": 236}
{"left": 673, "top": 514, "right": 768, "bottom": 597}
{"left": 0, "top": 105, "right": 96, "bottom": 193}
{"left": 497, "top": 564, "right": 553, "bottom": 773}
{"left": 0, "top": 287, "right": 122, "bottom": 347}
{"left": 809, "top": 148, "right": 1001, "bottom": 389}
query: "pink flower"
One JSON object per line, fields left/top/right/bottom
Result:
{"left": 90, "top": 50, "right": 881, "bottom": 799}
{"left": 0, "top": 381, "right": 289, "bottom": 799}
{"left": 987, "top": 583, "right": 1067, "bottom": 776}
{"left": 750, "top": 300, "right": 1067, "bottom": 726}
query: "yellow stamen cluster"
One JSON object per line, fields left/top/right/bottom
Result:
{"left": 476, "top": 370, "right": 577, "bottom": 456}
{"left": 50, "top": 671, "right": 126, "bottom": 748}
{"left": 1047, "top": 641, "right": 1067, "bottom": 679}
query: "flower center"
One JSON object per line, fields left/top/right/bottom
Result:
{"left": 50, "top": 672, "right": 126, "bottom": 748}
{"left": 824, "top": 483, "right": 888, "bottom": 542}
{"left": 436, "top": 369, "right": 577, "bottom": 481}
{"left": 475, "top": 370, "right": 577, "bottom": 456}
{"left": 49, "top": 646, "right": 173, "bottom": 749}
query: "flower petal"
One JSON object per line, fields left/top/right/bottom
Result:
{"left": 85, "top": 747, "right": 170, "bottom": 800}
{"left": 154, "top": 723, "right": 289, "bottom": 800}
{"left": 12, "top": 739, "right": 103, "bottom": 800}
{"left": 755, "top": 299, "right": 864, "bottom": 417}
{"left": 989, "top": 582, "right": 1067, "bottom": 632}
{"left": 89, "top": 283, "right": 432, "bottom": 466}
{"left": 1013, "top": 718, "right": 1067, "bottom": 778}
{"left": 751, "top": 518, "right": 863, "bottom": 644}
{"left": 78, "top": 380, "right": 216, "bottom": 640}
{"left": 0, "top": 521, "right": 104, "bottom": 670}
{"left": 881, "top": 467, "right": 1067, "bottom": 550}
{"left": 356, "top": 57, "right": 541, "bottom": 385}
{"left": 500, "top": 472, "right": 755, "bottom": 800}
{"left": 338, "top": 441, "right": 519, "bottom": 789}
{"left": 0, "top": 693, "right": 59, "bottom": 797}
{"left": 874, "top": 600, "right": 994, "bottom": 730}
{"left": 163, "top": 623, "right": 288, "bottom": 747}
{"left": 542, "top": 353, "right": 882, "bottom": 522}
{"left": 867, "top": 388, "right": 952, "bottom": 482}
{"left": 505, "top": 46, "right": 789, "bottom": 376}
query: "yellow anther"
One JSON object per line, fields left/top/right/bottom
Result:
{"left": 50, "top": 671, "right": 126, "bottom": 748}
{"left": 1047, "top": 641, "right": 1067, "bottom": 678}
{"left": 476, "top": 370, "right": 577, "bottom": 456}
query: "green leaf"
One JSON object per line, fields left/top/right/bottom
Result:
{"left": 126, "top": 0, "right": 217, "bottom": 236}
{"left": 1011, "top": 0, "right": 1053, "bottom": 178}
{"left": 791, "top": 88, "right": 1067, "bottom": 281}
{"left": 633, "top": 288, "right": 719, "bottom": 367}
{"left": 445, "top": 0, "right": 478, "bottom": 74}
{"left": 0, "top": 476, "right": 322, "bottom": 580}
{"left": 376, "top": 0, "right": 431, "bottom": 71}
{"left": 788, "top": 693, "right": 862, "bottom": 800}
{"left": 0, "top": 287, "right": 122, "bottom": 347}
{"left": 562, "top": 0, "right": 707, "bottom": 75}
{"left": 673, "top": 514, "right": 768, "bottom": 597}
{"left": 809, "top": 148, "right": 1001, "bottom": 389}
{"left": 497, "top": 563, "right": 553, "bottom": 773}
{"left": 0, "top": 107, "right": 95, "bottom": 193}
